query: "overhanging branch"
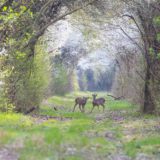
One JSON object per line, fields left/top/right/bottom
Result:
{"left": 24, "top": 0, "right": 97, "bottom": 57}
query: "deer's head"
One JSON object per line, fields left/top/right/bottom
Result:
{"left": 92, "top": 94, "right": 97, "bottom": 99}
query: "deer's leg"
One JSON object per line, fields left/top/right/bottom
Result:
{"left": 98, "top": 105, "right": 100, "bottom": 112}
{"left": 73, "top": 103, "right": 77, "bottom": 112}
{"left": 82, "top": 105, "right": 85, "bottom": 113}
{"left": 90, "top": 105, "right": 95, "bottom": 113}
{"left": 79, "top": 104, "right": 82, "bottom": 112}
{"left": 101, "top": 104, "right": 105, "bottom": 112}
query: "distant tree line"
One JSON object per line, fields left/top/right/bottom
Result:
{"left": 77, "top": 62, "right": 116, "bottom": 92}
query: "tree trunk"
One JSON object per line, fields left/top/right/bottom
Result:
{"left": 143, "top": 65, "right": 155, "bottom": 113}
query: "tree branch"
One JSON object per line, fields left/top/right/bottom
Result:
{"left": 119, "top": 26, "right": 144, "bottom": 54}
{"left": 24, "top": 0, "right": 96, "bottom": 56}
{"left": 0, "top": 0, "right": 14, "bottom": 12}
{"left": 122, "top": 14, "right": 144, "bottom": 38}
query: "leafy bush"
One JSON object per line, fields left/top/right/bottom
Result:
{"left": 1, "top": 43, "right": 50, "bottom": 113}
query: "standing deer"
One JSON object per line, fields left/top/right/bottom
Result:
{"left": 91, "top": 94, "right": 105, "bottom": 113}
{"left": 73, "top": 97, "right": 89, "bottom": 112}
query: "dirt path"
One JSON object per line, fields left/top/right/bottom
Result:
{"left": 0, "top": 136, "right": 24, "bottom": 160}
{"left": 31, "top": 114, "right": 72, "bottom": 124}
{"left": 0, "top": 147, "right": 19, "bottom": 160}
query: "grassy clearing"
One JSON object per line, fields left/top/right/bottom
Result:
{"left": 47, "top": 92, "right": 133, "bottom": 112}
{"left": 0, "top": 92, "right": 159, "bottom": 160}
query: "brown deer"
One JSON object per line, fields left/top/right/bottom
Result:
{"left": 91, "top": 94, "right": 105, "bottom": 113}
{"left": 73, "top": 97, "right": 89, "bottom": 112}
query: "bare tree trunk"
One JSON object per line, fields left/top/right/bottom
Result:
{"left": 143, "top": 65, "right": 155, "bottom": 113}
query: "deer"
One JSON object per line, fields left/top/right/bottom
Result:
{"left": 90, "top": 94, "right": 105, "bottom": 113}
{"left": 73, "top": 97, "right": 89, "bottom": 113}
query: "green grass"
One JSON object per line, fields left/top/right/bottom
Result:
{"left": 125, "top": 136, "right": 160, "bottom": 157}
{"left": 0, "top": 92, "right": 159, "bottom": 159}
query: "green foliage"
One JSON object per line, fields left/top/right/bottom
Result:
{"left": 149, "top": 48, "right": 154, "bottom": 57}
{"left": 0, "top": 1, "right": 41, "bottom": 113}
{"left": 23, "top": 46, "right": 50, "bottom": 112}
{"left": 50, "top": 63, "right": 69, "bottom": 96}
{"left": 0, "top": 95, "right": 15, "bottom": 113}
{"left": 157, "top": 33, "right": 160, "bottom": 42}
{"left": 71, "top": 71, "right": 80, "bottom": 91}
{"left": 1, "top": 44, "right": 50, "bottom": 113}
{"left": 154, "top": 16, "right": 160, "bottom": 26}
{"left": 157, "top": 53, "right": 160, "bottom": 60}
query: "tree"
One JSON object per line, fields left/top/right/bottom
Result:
{"left": 0, "top": 0, "right": 97, "bottom": 113}
{"left": 85, "top": 69, "right": 96, "bottom": 91}
{"left": 122, "top": 0, "right": 160, "bottom": 113}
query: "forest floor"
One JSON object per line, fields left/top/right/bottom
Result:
{"left": 0, "top": 92, "right": 160, "bottom": 160}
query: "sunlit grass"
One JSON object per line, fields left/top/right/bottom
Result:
{"left": 0, "top": 113, "right": 33, "bottom": 130}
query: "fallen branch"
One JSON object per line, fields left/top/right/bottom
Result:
{"left": 107, "top": 94, "right": 124, "bottom": 100}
